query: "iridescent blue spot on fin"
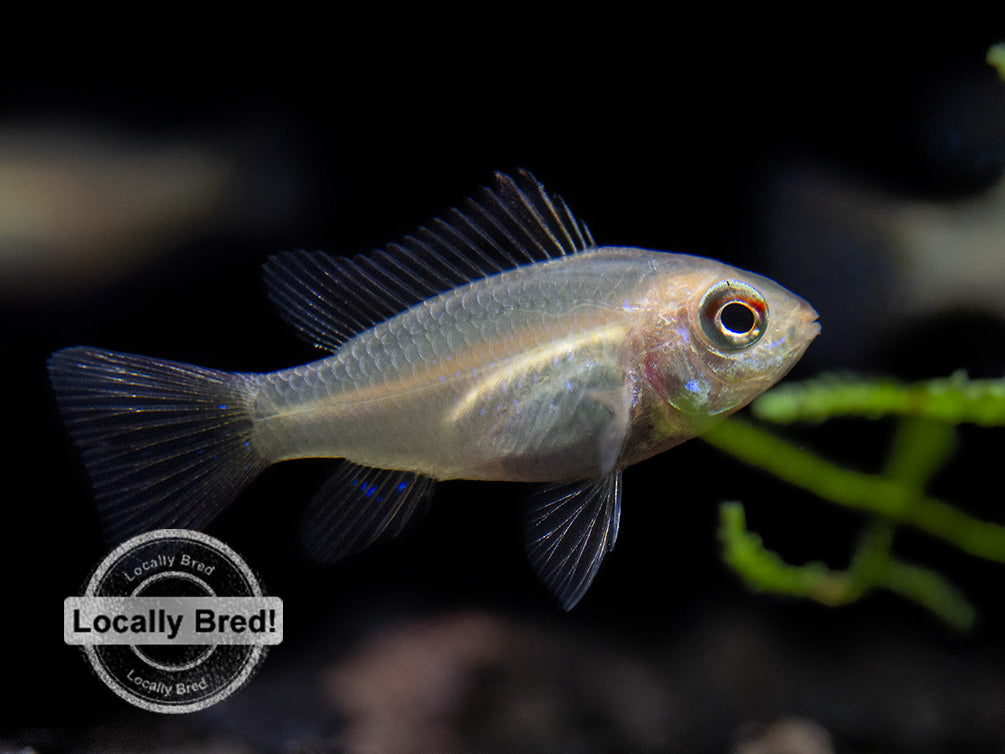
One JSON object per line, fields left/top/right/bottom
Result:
{"left": 262, "top": 170, "right": 596, "bottom": 352}
{"left": 524, "top": 472, "right": 622, "bottom": 610}
{"left": 302, "top": 461, "right": 437, "bottom": 563}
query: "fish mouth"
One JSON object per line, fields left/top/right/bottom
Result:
{"left": 805, "top": 316, "right": 821, "bottom": 339}
{"left": 798, "top": 301, "right": 822, "bottom": 340}
{"left": 779, "top": 303, "right": 820, "bottom": 360}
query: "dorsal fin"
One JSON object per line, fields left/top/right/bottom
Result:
{"left": 263, "top": 169, "right": 596, "bottom": 352}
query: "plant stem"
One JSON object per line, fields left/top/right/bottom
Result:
{"left": 701, "top": 418, "right": 1005, "bottom": 563}
{"left": 752, "top": 373, "right": 1005, "bottom": 426}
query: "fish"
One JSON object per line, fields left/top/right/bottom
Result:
{"left": 761, "top": 164, "right": 1005, "bottom": 366}
{"left": 0, "top": 119, "right": 303, "bottom": 302}
{"left": 48, "top": 170, "right": 820, "bottom": 609}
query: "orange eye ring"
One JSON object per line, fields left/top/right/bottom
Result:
{"left": 699, "top": 280, "right": 768, "bottom": 351}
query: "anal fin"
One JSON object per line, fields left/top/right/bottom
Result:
{"left": 303, "top": 461, "right": 437, "bottom": 563}
{"left": 524, "top": 473, "right": 622, "bottom": 610}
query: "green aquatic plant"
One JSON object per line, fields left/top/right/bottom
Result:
{"left": 702, "top": 373, "right": 1005, "bottom": 631}
{"left": 988, "top": 41, "right": 1005, "bottom": 80}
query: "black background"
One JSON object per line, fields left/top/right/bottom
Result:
{"left": 4, "top": 6, "right": 1004, "bottom": 752}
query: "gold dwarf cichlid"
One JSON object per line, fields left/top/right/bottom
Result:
{"left": 49, "top": 171, "right": 819, "bottom": 609}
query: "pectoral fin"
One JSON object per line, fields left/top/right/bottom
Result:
{"left": 303, "top": 461, "right": 437, "bottom": 563}
{"left": 524, "top": 473, "right": 622, "bottom": 610}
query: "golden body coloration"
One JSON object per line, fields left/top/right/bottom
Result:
{"left": 49, "top": 171, "right": 819, "bottom": 608}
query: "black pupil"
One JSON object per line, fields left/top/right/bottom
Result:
{"left": 720, "top": 301, "right": 755, "bottom": 334}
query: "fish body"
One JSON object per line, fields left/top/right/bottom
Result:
{"left": 49, "top": 171, "right": 819, "bottom": 608}
{"left": 252, "top": 248, "right": 812, "bottom": 480}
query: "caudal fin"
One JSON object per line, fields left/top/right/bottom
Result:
{"left": 48, "top": 347, "right": 267, "bottom": 544}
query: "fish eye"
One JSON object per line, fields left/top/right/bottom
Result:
{"left": 698, "top": 280, "right": 768, "bottom": 351}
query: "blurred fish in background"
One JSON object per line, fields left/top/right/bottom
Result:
{"left": 759, "top": 63, "right": 1005, "bottom": 373}
{"left": 0, "top": 119, "right": 307, "bottom": 303}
